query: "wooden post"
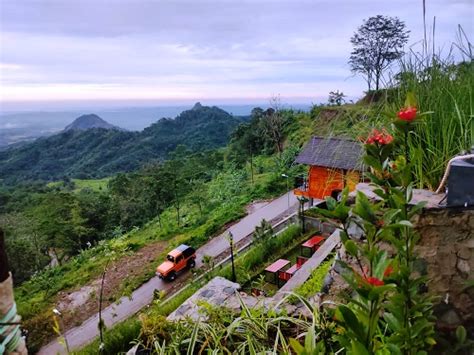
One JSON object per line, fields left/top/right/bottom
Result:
{"left": 0, "top": 229, "right": 28, "bottom": 354}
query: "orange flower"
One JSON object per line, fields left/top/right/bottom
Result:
{"left": 397, "top": 107, "right": 417, "bottom": 122}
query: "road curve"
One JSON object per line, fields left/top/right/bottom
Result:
{"left": 39, "top": 192, "right": 299, "bottom": 354}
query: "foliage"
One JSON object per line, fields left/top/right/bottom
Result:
{"left": 313, "top": 97, "right": 436, "bottom": 353}
{"left": 0, "top": 104, "right": 243, "bottom": 183}
{"left": 350, "top": 15, "right": 409, "bottom": 91}
{"left": 391, "top": 56, "right": 474, "bottom": 189}
{"left": 293, "top": 257, "right": 334, "bottom": 299}
{"left": 139, "top": 293, "right": 315, "bottom": 354}
{"left": 10, "top": 131, "right": 294, "bottom": 351}
{"left": 131, "top": 97, "right": 445, "bottom": 354}
{"left": 72, "top": 319, "right": 141, "bottom": 355}
{"left": 253, "top": 219, "right": 273, "bottom": 244}
{"left": 328, "top": 90, "right": 346, "bottom": 106}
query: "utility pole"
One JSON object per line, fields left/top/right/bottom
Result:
{"left": 0, "top": 228, "right": 28, "bottom": 354}
{"left": 228, "top": 231, "right": 236, "bottom": 282}
{"left": 281, "top": 174, "right": 290, "bottom": 213}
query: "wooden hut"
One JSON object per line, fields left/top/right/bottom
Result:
{"left": 294, "top": 137, "right": 364, "bottom": 200}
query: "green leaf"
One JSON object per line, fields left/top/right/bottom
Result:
{"left": 405, "top": 92, "right": 417, "bottom": 108}
{"left": 368, "top": 284, "right": 396, "bottom": 300}
{"left": 304, "top": 327, "right": 315, "bottom": 351}
{"left": 325, "top": 196, "right": 337, "bottom": 211}
{"left": 363, "top": 155, "right": 383, "bottom": 171}
{"left": 289, "top": 338, "right": 305, "bottom": 354}
{"left": 351, "top": 340, "right": 370, "bottom": 355}
{"left": 406, "top": 183, "right": 413, "bottom": 202}
{"left": 384, "top": 312, "right": 401, "bottom": 332}
{"left": 354, "top": 191, "right": 376, "bottom": 223}
{"left": 456, "top": 325, "right": 467, "bottom": 344}
{"left": 338, "top": 305, "right": 365, "bottom": 343}
{"left": 344, "top": 240, "right": 359, "bottom": 257}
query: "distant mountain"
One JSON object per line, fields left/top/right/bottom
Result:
{"left": 0, "top": 104, "right": 245, "bottom": 183}
{"left": 64, "top": 114, "right": 123, "bottom": 131}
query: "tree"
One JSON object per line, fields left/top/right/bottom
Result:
{"left": 349, "top": 15, "right": 409, "bottom": 91}
{"left": 260, "top": 96, "right": 285, "bottom": 156}
{"left": 328, "top": 90, "right": 346, "bottom": 106}
{"left": 253, "top": 219, "right": 273, "bottom": 244}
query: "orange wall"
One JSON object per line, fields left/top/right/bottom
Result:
{"left": 295, "top": 166, "right": 360, "bottom": 200}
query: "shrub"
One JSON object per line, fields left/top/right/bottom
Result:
{"left": 294, "top": 256, "right": 334, "bottom": 299}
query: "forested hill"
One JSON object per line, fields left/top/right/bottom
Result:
{"left": 0, "top": 103, "right": 245, "bottom": 183}
{"left": 64, "top": 113, "right": 124, "bottom": 131}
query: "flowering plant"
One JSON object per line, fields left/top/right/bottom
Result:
{"left": 314, "top": 93, "right": 435, "bottom": 353}
{"left": 397, "top": 106, "right": 417, "bottom": 122}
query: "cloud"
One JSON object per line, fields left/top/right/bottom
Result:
{"left": 0, "top": 0, "right": 472, "bottom": 109}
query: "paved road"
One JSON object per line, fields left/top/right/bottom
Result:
{"left": 39, "top": 192, "right": 299, "bottom": 354}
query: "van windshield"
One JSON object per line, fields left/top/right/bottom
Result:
{"left": 167, "top": 255, "right": 174, "bottom": 262}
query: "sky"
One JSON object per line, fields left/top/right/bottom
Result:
{"left": 0, "top": 0, "right": 473, "bottom": 112}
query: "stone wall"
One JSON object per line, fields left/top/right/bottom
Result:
{"left": 414, "top": 208, "right": 474, "bottom": 330}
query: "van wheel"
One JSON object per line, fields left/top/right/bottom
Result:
{"left": 168, "top": 272, "right": 176, "bottom": 281}
{"left": 188, "top": 259, "right": 196, "bottom": 268}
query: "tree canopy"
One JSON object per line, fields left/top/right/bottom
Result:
{"left": 349, "top": 15, "right": 409, "bottom": 91}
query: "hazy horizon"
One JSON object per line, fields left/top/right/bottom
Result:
{"left": 0, "top": 96, "right": 322, "bottom": 114}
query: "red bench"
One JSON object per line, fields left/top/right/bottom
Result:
{"left": 277, "top": 257, "right": 309, "bottom": 286}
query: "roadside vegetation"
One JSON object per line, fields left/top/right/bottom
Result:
{"left": 75, "top": 223, "right": 306, "bottom": 354}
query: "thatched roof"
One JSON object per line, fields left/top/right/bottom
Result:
{"left": 295, "top": 136, "right": 364, "bottom": 171}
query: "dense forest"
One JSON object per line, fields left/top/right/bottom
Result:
{"left": 0, "top": 103, "right": 246, "bottom": 183}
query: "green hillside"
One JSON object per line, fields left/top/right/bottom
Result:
{"left": 0, "top": 103, "right": 245, "bottom": 184}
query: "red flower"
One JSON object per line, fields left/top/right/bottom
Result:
{"left": 365, "top": 276, "right": 384, "bottom": 287}
{"left": 384, "top": 265, "right": 393, "bottom": 278}
{"left": 397, "top": 107, "right": 417, "bottom": 122}
{"left": 365, "top": 129, "right": 394, "bottom": 146}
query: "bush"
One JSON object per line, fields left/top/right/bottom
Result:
{"left": 293, "top": 256, "right": 334, "bottom": 299}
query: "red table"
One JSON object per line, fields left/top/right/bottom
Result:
{"left": 301, "top": 235, "right": 325, "bottom": 257}
{"left": 265, "top": 259, "right": 290, "bottom": 284}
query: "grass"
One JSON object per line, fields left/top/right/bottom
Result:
{"left": 390, "top": 58, "right": 473, "bottom": 189}
{"left": 72, "top": 318, "right": 141, "bottom": 355}
{"left": 47, "top": 177, "right": 110, "bottom": 192}
{"left": 303, "top": 52, "right": 473, "bottom": 191}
